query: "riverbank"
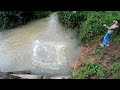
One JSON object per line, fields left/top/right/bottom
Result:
{"left": 71, "top": 38, "right": 120, "bottom": 79}
{"left": 1, "top": 11, "right": 120, "bottom": 79}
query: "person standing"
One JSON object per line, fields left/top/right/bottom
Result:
{"left": 100, "top": 20, "right": 120, "bottom": 47}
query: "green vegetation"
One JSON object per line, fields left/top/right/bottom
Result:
{"left": 109, "top": 62, "right": 120, "bottom": 79}
{"left": 57, "top": 11, "right": 86, "bottom": 31}
{"left": 33, "top": 11, "right": 51, "bottom": 19}
{"left": 72, "top": 62, "right": 120, "bottom": 79}
{"left": 72, "top": 58, "right": 120, "bottom": 79}
{"left": 1, "top": 11, "right": 120, "bottom": 79}
{"left": 58, "top": 11, "right": 120, "bottom": 79}
{"left": 72, "top": 62, "right": 106, "bottom": 79}
{"left": 58, "top": 11, "right": 120, "bottom": 45}
{"left": 0, "top": 11, "right": 51, "bottom": 30}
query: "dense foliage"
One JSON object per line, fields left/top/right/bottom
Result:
{"left": 0, "top": 11, "right": 51, "bottom": 30}
{"left": 57, "top": 11, "right": 86, "bottom": 29}
{"left": 58, "top": 11, "right": 120, "bottom": 45}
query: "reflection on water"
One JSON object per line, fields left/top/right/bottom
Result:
{"left": 0, "top": 13, "right": 80, "bottom": 76}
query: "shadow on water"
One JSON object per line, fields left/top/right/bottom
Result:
{"left": 0, "top": 12, "right": 80, "bottom": 76}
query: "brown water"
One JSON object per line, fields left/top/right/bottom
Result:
{"left": 0, "top": 12, "right": 80, "bottom": 76}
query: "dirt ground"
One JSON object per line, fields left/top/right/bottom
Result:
{"left": 71, "top": 40, "right": 120, "bottom": 72}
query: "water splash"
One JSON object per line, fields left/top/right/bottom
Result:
{"left": 32, "top": 40, "right": 67, "bottom": 69}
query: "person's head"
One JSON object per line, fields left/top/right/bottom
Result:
{"left": 113, "top": 20, "right": 120, "bottom": 25}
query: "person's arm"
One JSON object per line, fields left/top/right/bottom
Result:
{"left": 103, "top": 24, "right": 110, "bottom": 29}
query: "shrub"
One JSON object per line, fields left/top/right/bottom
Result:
{"left": 0, "top": 11, "right": 51, "bottom": 30}
{"left": 57, "top": 11, "right": 86, "bottom": 29}
{"left": 33, "top": 11, "right": 51, "bottom": 19}
{"left": 72, "top": 62, "right": 106, "bottom": 79}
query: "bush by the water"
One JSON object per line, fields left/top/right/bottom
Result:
{"left": 57, "top": 11, "right": 86, "bottom": 29}
{"left": 58, "top": 11, "right": 120, "bottom": 45}
{"left": 0, "top": 11, "right": 51, "bottom": 30}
